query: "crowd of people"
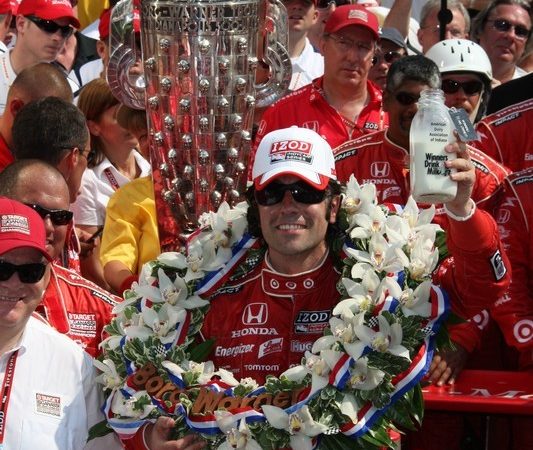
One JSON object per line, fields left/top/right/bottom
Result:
{"left": 0, "top": 0, "right": 531, "bottom": 449}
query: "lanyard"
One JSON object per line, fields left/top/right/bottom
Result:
{"left": 0, "top": 350, "right": 19, "bottom": 447}
{"left": 103, "top": 168, "right": 121, "bottom": 191}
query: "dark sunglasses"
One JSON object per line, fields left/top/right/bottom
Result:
{"left": 487, "top": 19, "right": 530, "bottom": 39}
{"left": 0, "top": 260, "right": 47, "bottom": 283}
{"left": 24, "top": 203, "right": 73, "bottom": 226}
{"left": 255, "top": 181, "right": 327, "bottom": 206}
{"left": 372, "top": 51, "right": 403, "bottom": 66}
{"left": 441, "top": 79, "right": 483, "bottom": 96}
{"left": 394, "top": 92, "right": 419, "bottom": 106}
{"left": 316, "top": 0, "right": 350, "bottom": 9}
{"left": 25, "top": 15, "right": 74, "bottom": 38}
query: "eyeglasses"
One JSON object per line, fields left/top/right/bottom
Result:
{"left": 25, "top": 15, "right": 74, "bottom": 38}
{"left": 372, "top": 51, "right": 403, "bottom": 66}
{"left": 394, "top": 92, "right": 420, "bottom": 106}
{"left": 441, "top": 79, "right": 483, "bottom": 96}
{"left": 24, "top": 203, "right": 73, "bottom": 226}
{"left": 487, "top": 19, "right": 530, "bottom": 40}
{"left": 255, "top": 181, "right": 327, "bottom": 206}
{"left": 316, "top": 0, "right": 350, "bottom": 9}
{"left": 0, "top": 260, "right": 48, "bottom": 283}
{"left": 326, "top": 34, "right": 373, "bottom": 54}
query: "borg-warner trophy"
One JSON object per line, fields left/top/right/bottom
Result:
{"left": 107, "top": 0, "right": 291, "bottom": 251}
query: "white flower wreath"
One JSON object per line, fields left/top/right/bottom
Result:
{"left": 93, "top": 177, "right": 450, "bottom": 450}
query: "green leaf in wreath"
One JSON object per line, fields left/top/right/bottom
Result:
{"left": 87, "top": 420, "right": 114, "bottom": 441}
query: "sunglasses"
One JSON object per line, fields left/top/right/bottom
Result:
{"left": 372, "top": 51, "right": 403, "bottom": 66}
{"left": 441, "top": 79, "right": 483, "bottom": 96}
{"left": 316, "top": 0, "right": 350, "bottom": 9}
{"left": 255, "top": 181, "right": 327, "bottom": 206}
{"left": 25, "top": 15, "right": 74, "bottom": 38}
{"left": 487, "top": 19, "right": 530, "bottom": 40}
{"left": 24, "top": 203, "right": 73, "bottom": 226}
{"left": 0, "top": 260, "right": 48, "bottom": 283}
{"left": 394, "top": 92, "right": 420, "bottom": 106}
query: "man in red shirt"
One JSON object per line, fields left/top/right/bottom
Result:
{"left": 253, "top": 4, "right": 387, "bottom": 156}
{"left": 475, "top": 98, "right": 533, "bottom": 173}
{"left": 0, "top": 159, "right": 119, "bottom": 357}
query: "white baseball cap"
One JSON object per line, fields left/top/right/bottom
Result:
{"left": 253, "top": 127, "right": 337, "bottom": 191}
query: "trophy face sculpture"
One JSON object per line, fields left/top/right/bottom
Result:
{"left": 108, "top": 0, "right": 291, "bottom": 251}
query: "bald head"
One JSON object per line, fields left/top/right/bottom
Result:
{"left": 0, "top": 159, "right": 71, "bottom": 260}
{"left": 8, "top": 63, "right": 73, "bottom": 104}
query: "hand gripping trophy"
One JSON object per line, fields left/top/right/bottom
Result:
{"left": 107, "top": 0, "right": 291, "bottom": 251}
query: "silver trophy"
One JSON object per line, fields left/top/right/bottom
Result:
{"left": 107, "top": 0, "right": 291, "bottom": 251}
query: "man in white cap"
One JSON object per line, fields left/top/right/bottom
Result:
{"left": 0, "top": 0, "right": 80, "bottom": 114}
{"left": 253, "top": 4, "right": 386, "bottom": 155}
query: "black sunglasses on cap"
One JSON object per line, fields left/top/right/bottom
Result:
{"left": 255, "top": 181, "right": 327, "bottom": 206}
{"left": 441, "top": 79, "right": 484, "bottom": 96}
{"left": 25, "top": 15, "right": 74, "bottom": 38}
{"left": 0, "top": 260, "right": 48, "bottom": 283}
{"left": 487, "top": 19, "right": 530, "bottom": 40}
{"left": 372, "top": 51, "right": 403, "bottom": 66}
{"left": 24, "top": 203, "right": 73, "bottom": 226}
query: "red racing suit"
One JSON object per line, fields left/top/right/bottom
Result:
{"left": 0, "top": 132, "right": 14, "bottom": 173}
{"left": 334, "top": 130, "right": 511, "bottom": 353}
{"left": 36, "top": 263, "right": 120, "bottom": 357}
{"left": 250, "top": 77, "right": 387, "bottom": 178}
{"left": 474, "top": 98, "right": 533, "bottom": 173}
{"left": 494, "top": 168, "right": 533, "bottom": 370}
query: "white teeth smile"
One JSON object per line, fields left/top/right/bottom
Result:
{"left": 278, "top": 224, "right": 306, "bottom": 230}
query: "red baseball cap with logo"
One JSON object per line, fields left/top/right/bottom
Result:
{"left": 0, "top": 197, "right": 52, "bottom": 261}
{"left": 253, "top": 126, "right": 337, "bottom": 191}
{"left": 324, "top": 4, "right": 379, "bottom": 39}
{"left": 17, "top": 0, "right": 80, "bottom": 28}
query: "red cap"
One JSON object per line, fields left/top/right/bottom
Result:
{"left": 0, "top": 197, "right": 52, "bottom": 261}
{"left": 0, "top": 0, "right": 17, "bottom": 14}
{"left": 17, "top": 0, "right": 80, "bottom": 29}
{"left": 98, "top": 6, "right": 140, "bottom": 41}
{"left": 324, "top": 4, "right": 379, "bottom": 39}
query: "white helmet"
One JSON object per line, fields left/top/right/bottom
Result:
{"left": 425, "top": 39, "right": 492, "bottom": 84}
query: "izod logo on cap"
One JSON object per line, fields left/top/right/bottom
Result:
{"left": 0, "top": 214, "right": 30, "bottom": 235}
{"left": 348, "top": 9, "right": 368, "bottom": 22}
{"left": 269, "top": 140, "right": 314, "bottom": 164}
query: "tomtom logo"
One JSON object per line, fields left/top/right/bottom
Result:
{"left": 370, "top": 161, "right": 390, "bottom": 178}
{"left": 242, "top": 303, "right": 268, "bottom": 325}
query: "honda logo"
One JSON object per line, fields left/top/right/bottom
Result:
{"left": 242, "top": 303, "right": 268, "bottom": 325}
{"left": 370, "top": 161, "right": 390, "bottom": 178}
{"left": 496, "top": 208, "right": 510, "bottom": 224}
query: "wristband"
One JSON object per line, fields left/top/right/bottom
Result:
{"left": 444, "top": 198, "right": 476, "bottom": 222}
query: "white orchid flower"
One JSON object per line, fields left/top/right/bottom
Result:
{"left": 347, "top": 357, "right": 385, "bottom": 391}
{"left": 262, "top": 405, "right": 328, "bottom": 450}
{"left": 110, "top": 390, "right": 156, "bottom": 419}
{"left": 340, "top": 392, "right": 360, "bottom": 423}
{"left": 350, "top": 314, "right": 410, "bottom": 361}
{"left": 336, "top": 272, "right": 387, "bottom": 319}
{"left": 407, "top": 232, "right": 440, "bottom": 281}
{"left": 343, "top": 176, "right": 376, "bottom": 219}
{"left": 238, "top": 377, "right": 259, "bottom": 392}
{"left": 125, "top": 303, "right": 186, "bottom": 344}
{"left": 346, "top": 233, "right": 405, "bottom": 274}
{"left": 397, "top": 280, "right": 433, "bottom": 317}
{"left": 215, "top": 412, "right": 262, "bottom": 450}
{"left": 157, "top": 269, "right": 209, "bottom": 309}
{"left": 401, "top": 197, "right": 438, "bottom": 229}
{"left": 349, "top": 203, "right": 387, "bottom": 240}
{"left": 94, "top": 359, "right": 123, "bottom": 389}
